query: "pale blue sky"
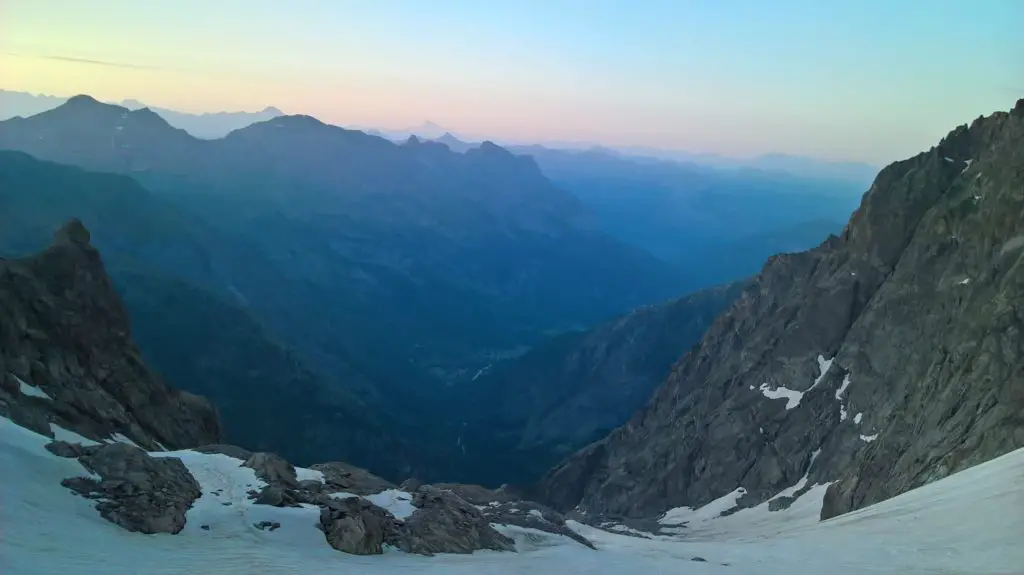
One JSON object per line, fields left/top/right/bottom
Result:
{"left": 1, "top": 0, "right": 1021, "bottom": 163}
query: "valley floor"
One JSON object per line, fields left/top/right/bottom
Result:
{"left": 1, "top": 416, "right": 1020, "bottom": 574}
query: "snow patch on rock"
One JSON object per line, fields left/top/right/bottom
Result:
{"left": 14, "top": 374, "right": 52, "bottom": 400}
{"left": 294, "top": 466, "right": 325, "bottom": 483}
{"left": 836, "top": 373, "right": 852, "bottom": 421}
{"left": 759, "top": 382, "right": 804, "bottom": 409}
{"left": 659, "top": 487, "right": 747, "bottom": 526}
{"left": 364, "top": 489, "right": 417, "bottom": 520}
{"left": 810, "top": 355, "right": 834, "bottom": 391}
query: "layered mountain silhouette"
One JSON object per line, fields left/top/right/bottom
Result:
{"left": 119, "top": 98, "right": 284, "bottom": 138}
{"left": 0, "top": 90, "right": 282, "bottom": 138}
{"left": 0, "top": 97, "right": 692, "bottom": 480}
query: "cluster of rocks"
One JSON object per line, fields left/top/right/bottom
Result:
{"left": 51, "top": 442, "right": 201, "bottom": 534}
{"left": 53, "top": 437, "right": 596, "bottom": 556}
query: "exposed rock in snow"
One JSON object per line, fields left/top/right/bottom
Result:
{"left": 319, "top": 496, "right": 397, "bottom": 555}
{"left": 312, "top": 461, "right": 397, "bottom": 496}
{"left": 244, "top": 452, "right": 299, "bottom": 489}
{"left": 481, "top": 500, "right": 596, "bottom": 549}
{"left": 3, "top": 413, "right": 1024, "bottom": 573}
{"left": 62, "top": 443, "right": 201, "bottom": 534}
{"left": 389, "top": 486, "right": 515, "bottom": 556}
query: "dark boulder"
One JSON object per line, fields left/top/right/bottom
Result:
{"left": 319, "top": 497, "right": 398, "bottom": 555}
{"left": 61, "top": 443, "right": 200, "bottom": 534}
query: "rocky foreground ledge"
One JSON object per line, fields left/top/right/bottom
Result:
{"left": 48, "top": 438, "right": 596, "bottom": 556}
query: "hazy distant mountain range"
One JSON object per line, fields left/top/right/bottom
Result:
{"left": 1, "top": 89, "right": 877, "bottom": 182}
{"left": 0, "top": 89, "right": 283, "bottom": 139}
{"left": 380, "top": 127, "right": 880, "bottom": 185}
{"left": 119, "top": 98, "right": 284, "bottom": 139}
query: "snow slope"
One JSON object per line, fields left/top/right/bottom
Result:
{"left": 1, "top": 416, "right": 1021, "bottom": 574}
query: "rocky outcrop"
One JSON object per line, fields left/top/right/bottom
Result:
{"left": 61, "top": 443, "right": 201, "bottom": 534}
{"left": 423, "top": 482, "right": 595, "bottom": 549}
{"left": 244, "top": 452, "right": 299, "bottom": 488}
{"left": 0, "top": 220, "right": 221, "bottom": 450}
{"left": 314, "top": 477, "right": 599, "bottom": 556}
{"left": 389, "top": 486, "right": 516, "bottom": 556}
{"left": 319, "top": 497, "right": 399, "bottom": 555}
{"left": 538, "top": 100, "right": 1024, "bottom": 520}
{"left": 312, "top": 461, "right": 396, "bottom": 495}
{"left": 317, "top": 485, "right": 514, "bottom": 556}
{"left": 481, "top": 500, "right": 596, "bottom": 549}
{"left": 429, "top": 482, "right": 519, "bottom": 506}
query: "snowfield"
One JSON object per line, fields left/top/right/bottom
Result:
{"left": 1, "top": 416, "right": 1021, "bottom": 574}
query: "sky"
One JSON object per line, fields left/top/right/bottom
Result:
{"left": 0, "top": 0, "right": 1021, "bottom": 164}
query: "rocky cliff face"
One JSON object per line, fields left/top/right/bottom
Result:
{"left": 0, "top": 220, "right": 221, "bottom": 449}
{"left": 538, "top": 100, "right": 1024, "bottom": 520}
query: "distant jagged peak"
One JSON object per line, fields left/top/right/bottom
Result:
{"left": 436, "top": 132, "right": 466, "bottom": 145}
{"left": 476, "top": 140, "right": 510, "bottom": 154}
